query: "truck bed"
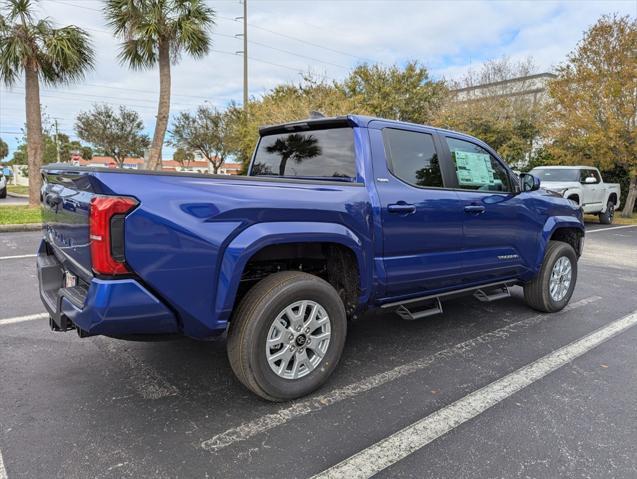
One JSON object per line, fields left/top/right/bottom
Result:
{"left": 40, "top": 166, "right": 372, "bottom": 338}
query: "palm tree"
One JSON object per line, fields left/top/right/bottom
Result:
{"left": 265, "top": 134, "right": 321, "bottom": 176}
{"left": 104, "top": 0, "right": 215, "bottom": 170}
{"left": 0, "top": 0, "right": 94, "bottom": 206}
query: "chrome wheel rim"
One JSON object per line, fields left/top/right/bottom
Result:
{"left": 608, "top": 204, "right": 614, "bottom": 220}
{"left": 265, "top": 300, "right": 331, "bottom": 380}
{"left": 549, "top": 256, "right": 572, "bottom": 302}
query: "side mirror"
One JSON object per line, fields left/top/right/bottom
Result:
{"left": 584, "top": 176, "right": 597, "bottom": 184}
{"left": 519, "top": 173, "right": 540, "bottom": 192}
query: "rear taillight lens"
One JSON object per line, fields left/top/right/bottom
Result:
{"left": 89, "top": 196, "right": 138, "bottom": 276}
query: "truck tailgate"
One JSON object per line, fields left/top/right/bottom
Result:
{"left": 41, "top": 169, "right": 96, "bottom": 278}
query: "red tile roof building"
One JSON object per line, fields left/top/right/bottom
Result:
{"left": 69, "top": 154, "right": 242, "bottom": 175}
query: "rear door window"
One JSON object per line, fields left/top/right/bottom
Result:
{"left": 250, "top": 128, "right": 356, "bottom": 179}
{"left": 382, "top": 128, "right": 443, "bottom": 188}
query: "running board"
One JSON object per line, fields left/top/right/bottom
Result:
{"left": 381, "top": 280, "right": 517, "bottom": 321}
{"left": 473, "top": 285, "right": 511, "bottom": 302}
{"left": 395, "top": 297, "right": 443, "bottom": 321}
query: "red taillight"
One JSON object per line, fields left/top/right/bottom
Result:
{"left": 89, "top": 196, "right": 138, "bottom": 276}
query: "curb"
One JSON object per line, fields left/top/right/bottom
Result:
{"left": 0, "top": 223, "right": 42, "bottom": 233}
{"left": 7, "top": 191, "right": 30, "bottom": 198}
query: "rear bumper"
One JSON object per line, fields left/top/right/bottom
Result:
{"left": 37, "top": 240, "right": 178, "bottom": 337}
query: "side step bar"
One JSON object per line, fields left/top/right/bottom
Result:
{"left": 473, "top": 285, "right": 511, "bottom": 302}
{"left": 382, "top": 280, "right": 516, "bottom": 320}
{"left": 395, "top": 298, "right": 443, "bottom": 321}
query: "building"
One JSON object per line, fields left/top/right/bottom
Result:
{"left": 161, "top": 159, "right": 243, "bottom": 175}
{"left": 452, "top": 72, "right": 556, "bottom": 105}
{"left": 69, "top": 155, "right": 145, "bottom": 169}
{"left": 66, "top": 154, "right": 242, "bottom": 175}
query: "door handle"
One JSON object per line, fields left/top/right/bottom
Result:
{"left": 464, "top": 205, "right": 485, "bottom": 214}
{"left": 388, "top": 203, "right": 416, "bottom": 214}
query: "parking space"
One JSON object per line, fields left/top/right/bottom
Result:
{"left": 1, "top": 225, "right": 636, "bottom": 478}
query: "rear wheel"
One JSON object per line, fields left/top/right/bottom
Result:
{"left": 227, "top": 271, "right": 347, "bottom": 401}
{"left": 0, "top": 187, "right": 6, "bottom": 199}
{"left": 598, "top": 201, "right": 614, "bottom": 224}
{"left": 523, "top": 241, "right": 577, "bottom": 313}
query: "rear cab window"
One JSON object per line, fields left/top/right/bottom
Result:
{"left": 249, "top": 128, "right": 356, "bottom": 180}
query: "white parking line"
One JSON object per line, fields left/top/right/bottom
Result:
{"left": 200, "top": 295, "right": 601, "bottom": 452}
{"left": 0, "top": 253, "right": 36, "bottom": 261}
{"left": 586, "top": 225, "right": 636, "bottom": 234}
{"left": 0, "top": 313, "right": 48, "bottom": 326}
{"left": 312, "top": 309, "right": 637, "bottom": 479}
{"left": 0, "top": 448, "right": 7, "bottom": 479}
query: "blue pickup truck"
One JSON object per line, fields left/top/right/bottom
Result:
{"left": 38, "top": 115, "right": 584, "bottom": 401}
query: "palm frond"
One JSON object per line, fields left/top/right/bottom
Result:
{"left": 104, "top": 0, "right": 214, "bottom": 68}
{"left": 39, "top": 25, "right": 94, "bottom": 85}
{"left": 0, "top": 23, "right": 33, "bottom": 85}
{"left": 4, "top": 0, "right": 34, "bottom": 24}
{"left": 173, "top": 0, "right": 214, "bottom": 59}
{"left": 104, "top": 0, "right": 145, "bottom": 38}
{"left": 118, "top": 37, "right": 157, "bottom": 70}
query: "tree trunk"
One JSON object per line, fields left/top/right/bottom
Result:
{"left": 146, "top": 41, "right": 171, "bottom": 170}
{"left": 621, "top": 171, "right": 636, "bottom": 218}
{"left": 24, "top": 63, "right": 43, "bottom": 207}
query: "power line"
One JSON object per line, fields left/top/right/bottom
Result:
{"left": 248, "top": 39, "right": 349, "bottom": 70}
{"left": 50, "top": 0, "right": 373, "bottom": 64}
{"left": 215, "top": 14, "right": 374, "bottom": 63}
{"left": 211, "top": 48, "right": 304, "bottom": 73}
{"left": 5, "top": 86, "right": 190, "bottom": 106}
{"left": 3, "top": 88, "right": 204, "bottom": 110}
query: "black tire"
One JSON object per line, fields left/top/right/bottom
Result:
{"left": 598, "top": 201, "right": 614, "bottom": 225}
{"left": 227, "top": 271, "right": 347, "bottom": 401}
{"left": 523, "top": 241, "right": 578, "bottom": 313}
{"left": 0, "top": 188, "right": 6, "bottom": 199}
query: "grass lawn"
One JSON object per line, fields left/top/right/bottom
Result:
{"left": 7, "top": 185, "right": 29, "bottom": 195}
{"left": 0, "top": 205, "right": 42, "bottom": 225}
{"left": 584, "top": 214, "right": 637, "bottom": 226}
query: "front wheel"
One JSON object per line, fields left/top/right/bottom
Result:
{"left": 598, "top": 201, "right": 615, "bottom": 224}
{"left": 523, "top": 241, "right": 578, "bottom": 313}
{"left": 227, "top": 271, "right": 347, "bottom": 401}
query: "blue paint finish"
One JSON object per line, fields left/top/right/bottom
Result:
{"left": 61, "top": 278, "right": 178, "bottom": 336}
{"left": 39, "top": 115, "right": 585, "bottom": 340}
{"left": 215, "top": 222, "right": 370, "bottom": 324}
{"left": 534, "top": 214, "right": 585, "bottom": 274}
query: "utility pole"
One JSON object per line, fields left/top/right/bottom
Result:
{"left": 243, "top": 0, "right": 248, "bottom": 109}
{"left": 54, "top": 119, "right": 61, "bottom": 163}
{"left": 236, "top": 0, "right": 248, "bottom": 110}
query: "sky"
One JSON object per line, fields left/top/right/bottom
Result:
{"left": 1, "top": 0, "right": 636, "bottom": 161}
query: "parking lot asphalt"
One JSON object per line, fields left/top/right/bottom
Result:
{"left": 0, "top": 195, "right": 28, "bottom": 206}
{"left": 0, "top": 224, "right": 636, "bottom": 478}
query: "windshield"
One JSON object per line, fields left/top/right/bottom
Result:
{"left": 529, "top": 168, "right": 579, "bottom": 182}
{"left": 250, "top": 128, "right": 356, "bottom": 179}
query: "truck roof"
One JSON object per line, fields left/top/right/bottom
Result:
{"left": 531, "top": 166, "right": 597, "bottom": 170}
{"left": 259, "top": 114, "right": 476, "bottom": 140}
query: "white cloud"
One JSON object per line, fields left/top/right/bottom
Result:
{"left": 1, "top": 0, "right": 634, "bottom": 158}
